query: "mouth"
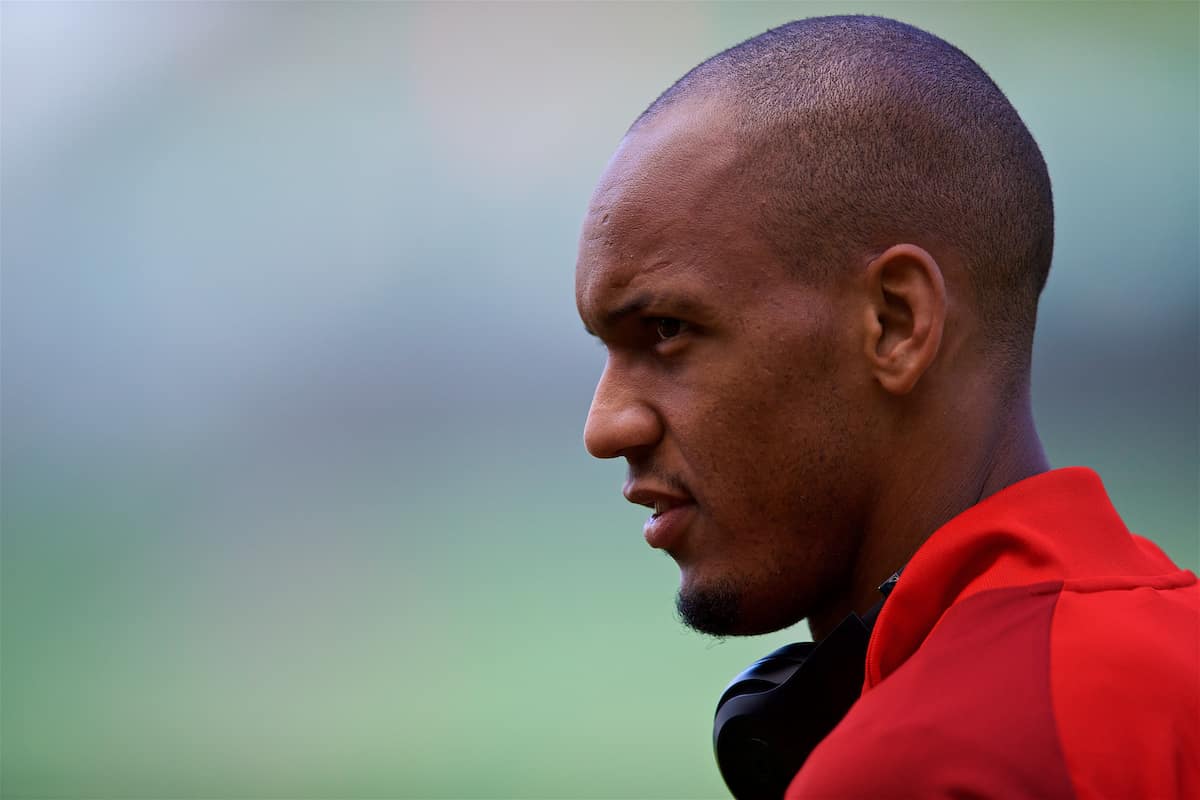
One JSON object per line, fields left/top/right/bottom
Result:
{"left": 650, "top": 496, "right": 690, "bottom": 517}
{"left": 623, "top": 482, "right": 694, "bottom": 514}
{"left": 642, "top": 501, "right": 696, "bottom": 551}
{"left": 623, "top": 481, "right": 697, "bottom": 551}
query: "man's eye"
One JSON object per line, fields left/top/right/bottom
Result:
{"left": 655, "top": 318, "right": 688, "bottom": 341}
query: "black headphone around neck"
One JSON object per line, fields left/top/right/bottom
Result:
{"left": 712, "top": 570, "right": 902, "bottom": 800}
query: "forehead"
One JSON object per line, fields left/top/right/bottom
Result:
{"left": 575, "top": 102, "right": 784, "bottom": 325}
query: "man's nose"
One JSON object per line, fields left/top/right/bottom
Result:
{"left": 583, "top": 363, "right": 663, "bottom": 460}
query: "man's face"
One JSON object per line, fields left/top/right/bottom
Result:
{"left": 576, "top": 102, "right": 876, "bottom": 636}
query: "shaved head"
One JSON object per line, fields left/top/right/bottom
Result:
{"left": 636, "top": 15, "right": 1053, "bottom": 369}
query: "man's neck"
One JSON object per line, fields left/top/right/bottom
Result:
{"left": 808, "top": 388, "right": 1049, "bottom": 641}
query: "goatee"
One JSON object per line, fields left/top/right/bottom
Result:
{"left": 676, "top": 581, "right": 741, "bottom": 636}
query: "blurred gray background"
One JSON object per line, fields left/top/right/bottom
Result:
{"left": 2, "top": 2, "right": 1197, "bottom": 797}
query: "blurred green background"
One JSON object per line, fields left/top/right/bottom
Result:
{"left": 2, "top": 2, "right": 1196, "bottom": 798}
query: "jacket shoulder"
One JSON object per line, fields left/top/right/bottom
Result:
{"left": 788, "top": 585, "right": 1074, "bottom": 799}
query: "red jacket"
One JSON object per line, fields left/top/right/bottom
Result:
{"left": 787, "top": 468, "right": 1199, "bottom": 799}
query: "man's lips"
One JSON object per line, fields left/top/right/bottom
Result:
{"left": 642, "top": 503, "right": 696, "bottom": 550}
{"left": 623, "top": 483, "right": 697, "bottom": 550}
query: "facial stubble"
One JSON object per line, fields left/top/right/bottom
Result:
{"left": 675, "top": 578, "right": 741, "bottom": 636}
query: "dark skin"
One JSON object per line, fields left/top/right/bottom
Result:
{"left": 576, "top": 97, "right": 1049, "bottom": 640}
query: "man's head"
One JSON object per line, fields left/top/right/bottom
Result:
{"left": 575, "top": 16, "right": 1053, "bottom": 636}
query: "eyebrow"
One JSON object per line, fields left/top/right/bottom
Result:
{"left": 583, "top": 291, "right": 713, "bottom": 337}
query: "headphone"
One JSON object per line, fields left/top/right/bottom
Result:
{"left": 712, "top": 570, "right": 902, "bottom": 800}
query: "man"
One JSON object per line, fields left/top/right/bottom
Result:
{"left": 575, "top": 15, "right": 1198, "bottom": 799}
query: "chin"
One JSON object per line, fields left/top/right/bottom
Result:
{"left": 676, "top": 578, "right": 806, "bottom": 637}
{"left": 676, "top": 566, "right": 816, "bottom": 633}
{"left": 676, "top": 581, "right": 740, "bottom": 635}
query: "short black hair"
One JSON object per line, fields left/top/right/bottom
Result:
{"left": 635, "top": 15, "right": 1054, "bottom": 366}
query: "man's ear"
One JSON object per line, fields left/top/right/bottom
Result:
{"left": 861, "top": 244, "right": 947, "bottom": 395}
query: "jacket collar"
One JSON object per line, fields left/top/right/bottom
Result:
{"left": 865, "top": 467, "right": 1186, "bottom": 688}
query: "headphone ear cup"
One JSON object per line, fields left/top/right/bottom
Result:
{"left": 713, "top": 611, "right": 875, "bottom": 799}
